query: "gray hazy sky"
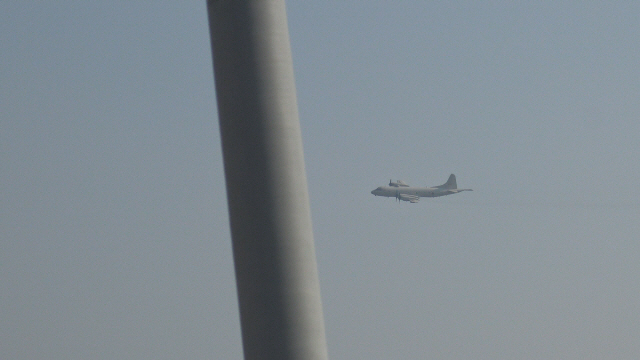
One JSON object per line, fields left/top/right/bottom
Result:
{"left": 2, "top": 2, "right": 640, "bottom": 359}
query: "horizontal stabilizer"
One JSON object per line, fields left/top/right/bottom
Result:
{"left": 446, "top": 189, "right": 473, "bottom": 194}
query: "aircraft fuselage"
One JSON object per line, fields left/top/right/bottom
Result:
{"left": 371, "top": 186, "right": 451, "bottom": 198}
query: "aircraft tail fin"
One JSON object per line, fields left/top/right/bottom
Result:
{"left": 436, "top": 174, "right": 457, "bottom": 189}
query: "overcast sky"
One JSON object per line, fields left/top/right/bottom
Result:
{"left": 2, "top": 2, "right": 640, "bottom": 359}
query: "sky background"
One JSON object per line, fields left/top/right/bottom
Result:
{"left": 2, "top": 1, "right": 640, "bottom": 359}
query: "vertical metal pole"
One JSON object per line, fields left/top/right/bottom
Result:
{"left": 206, "top": 1, "right": 329, "bottom": 359}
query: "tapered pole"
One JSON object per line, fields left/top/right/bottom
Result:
{"left": 206, "top": 1, "right": 329, "bottom": 359}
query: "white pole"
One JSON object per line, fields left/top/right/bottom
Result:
{"left": 206, "top": 1, "right": 329, "bottom": 359}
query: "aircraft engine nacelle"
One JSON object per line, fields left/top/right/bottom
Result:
{"left": 389, "top": 179, "right": 409, "bottom": 187}
{"left": 398, "top": 194, "right": 419, "bottom": 203}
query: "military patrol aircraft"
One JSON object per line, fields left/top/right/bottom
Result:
{"left": 371, "top": 174, "right": 472, "bottom": 203}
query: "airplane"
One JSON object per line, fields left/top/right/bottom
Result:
{"left": 371, "top": 174, "right": 472, "bottom": 203}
